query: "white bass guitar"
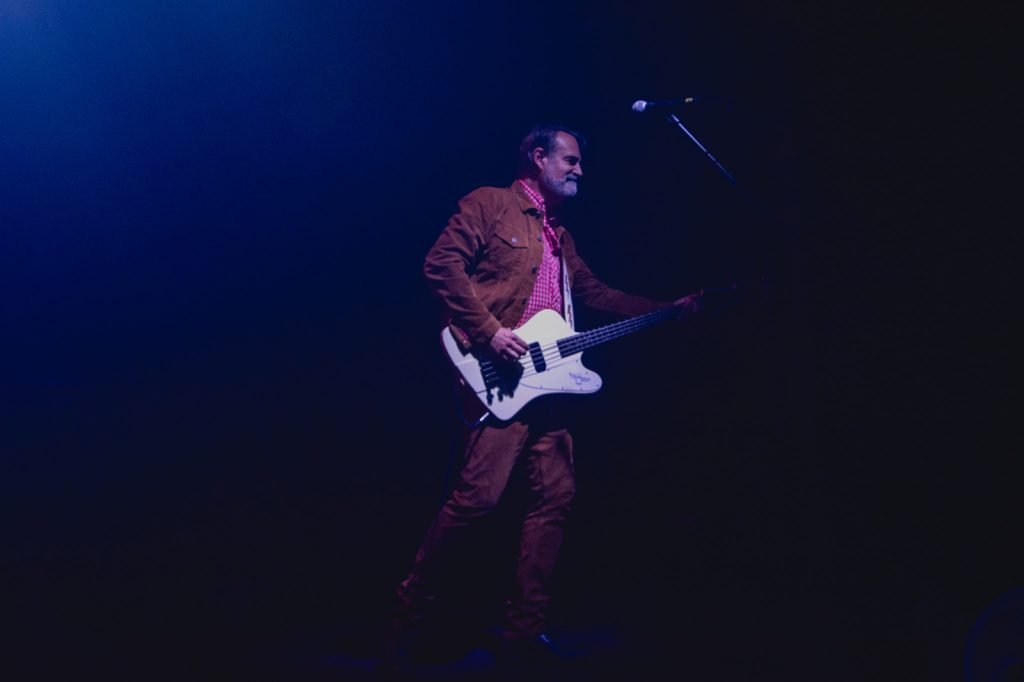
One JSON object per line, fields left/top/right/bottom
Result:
{"left": 441, "top": 305, "right": 687, "bottom": 421}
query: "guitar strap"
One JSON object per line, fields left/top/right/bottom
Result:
{"left": 561, "top": 255, "right": 575, "bottom": 331}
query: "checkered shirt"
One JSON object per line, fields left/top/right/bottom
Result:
{"left": 515, "top": 180, "right": 563, "bottom": 327}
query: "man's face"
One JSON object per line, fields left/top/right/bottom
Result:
{"left": 537, "top": 132, "right": 583, "bottom": 203}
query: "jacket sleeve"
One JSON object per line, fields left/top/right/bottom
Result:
{"left": 423, "top": 190, "right": 503, "bottom": 347}
{"left": 564, "top": 231, "right": 672, "bottom": 316}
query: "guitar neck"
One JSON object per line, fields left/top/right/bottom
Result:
{"left": 556, "top": 306, "right": 680, "bottom": 356}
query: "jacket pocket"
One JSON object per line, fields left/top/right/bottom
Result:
{"left": 487, "top": 223, "right": 529, "bottom": 276}
{"left": 492, "top": 224, "right": 528, "bottom": 250}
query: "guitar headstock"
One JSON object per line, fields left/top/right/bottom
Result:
{"left": 696, "top": 282, "right": 746, "bottom": 316}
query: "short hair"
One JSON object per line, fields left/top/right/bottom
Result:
{"left": 517, "top": 124, "right": 587, "bottom": 177}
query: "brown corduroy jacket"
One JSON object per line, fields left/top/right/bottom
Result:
{"left": 424, "top": 182, "right": 669, "bottom": 349}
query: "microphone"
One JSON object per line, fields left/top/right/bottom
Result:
{"left": 631, "top": 97, "right": 699, "bottom": 113}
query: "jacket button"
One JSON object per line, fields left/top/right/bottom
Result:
{"left": 532, "top": 265, "right": 538, "bottom": 274}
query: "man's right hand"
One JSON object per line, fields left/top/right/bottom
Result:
{"left": 489, "top": 327, "right": 529, "bottom": 362}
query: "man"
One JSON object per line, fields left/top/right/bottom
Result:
{"left": 388, "top": 124, "right": 699, "bottom": 669}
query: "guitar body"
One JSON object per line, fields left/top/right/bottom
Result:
{"left": 441, "top": 309, "right": 602, "bottom": 421}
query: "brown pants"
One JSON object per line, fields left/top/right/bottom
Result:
{"left": 397, "top": 409, "right": 575, "bottom": 637}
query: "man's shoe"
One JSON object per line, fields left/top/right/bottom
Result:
{"left": 374, "top": 603, "right": 429, "bottom": 679}
{"left": 496, "top": 632, "right": 562, "bottom": 673}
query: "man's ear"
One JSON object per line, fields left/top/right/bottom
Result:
{"left": 530, "top": 146, "right": 547, "bottom": 172}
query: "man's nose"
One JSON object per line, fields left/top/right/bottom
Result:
{"left": 574, "top": 162, "right": 583, "bottom": 177}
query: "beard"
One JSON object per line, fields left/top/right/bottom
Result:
{"left": 540, "top": 167, "right": 580, "bottom": 201}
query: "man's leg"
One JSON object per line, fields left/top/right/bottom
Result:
{"left": 394, "top": 419, "right": 531, "bottom": 627}
{"left": 504, "top": 427, "right": 575, "bottom": 638}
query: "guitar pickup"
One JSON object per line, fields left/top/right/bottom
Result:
{"left": 528, "top": 342, "right": 546, "bottom": 373}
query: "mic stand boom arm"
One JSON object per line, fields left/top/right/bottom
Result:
{"left": 666, "top": 112, "right": 736, "bottom": 186}
{"left": 661, "top": 109, "right": 776, "bottom": 230}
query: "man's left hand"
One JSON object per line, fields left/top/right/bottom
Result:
{"left": 673, "top": 293, "right": 701, "bottom": 314}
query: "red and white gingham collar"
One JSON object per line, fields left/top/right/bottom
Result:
{"left": 516, "top": 179, "right": 547, "bottom": 215}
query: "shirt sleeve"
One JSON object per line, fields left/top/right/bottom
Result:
{"left": 423, "top": 190, "right": 504, "bottom": 347}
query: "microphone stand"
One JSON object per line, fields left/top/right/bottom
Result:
{"left": 653, "top": 103, "right": 784, "bottom": 299}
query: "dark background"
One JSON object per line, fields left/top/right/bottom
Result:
{"left": 2, "top": 2, "right": 1018, "bottom": 679}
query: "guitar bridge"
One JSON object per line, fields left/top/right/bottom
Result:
{"left": 478, "top": 357, "right": 523, "bottom": 402}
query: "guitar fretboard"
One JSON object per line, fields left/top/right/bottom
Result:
{"left": 555, "top": 306, "right": 681, "bottom": 357}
